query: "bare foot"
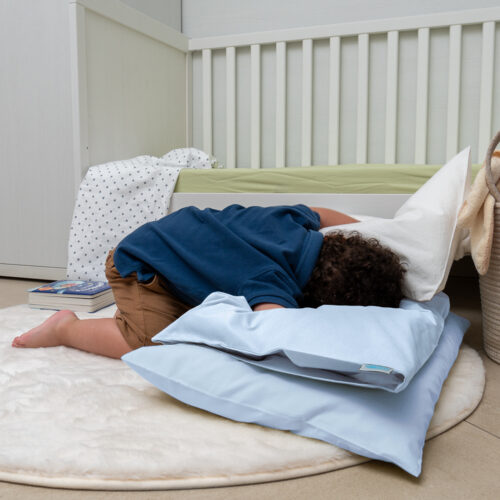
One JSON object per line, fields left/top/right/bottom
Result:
{"left": 12, "top": 310, "right": 78, "bottom": 348}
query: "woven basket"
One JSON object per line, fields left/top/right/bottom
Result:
{"left": 479, "top": 130, "right": 500, "bottom": 363}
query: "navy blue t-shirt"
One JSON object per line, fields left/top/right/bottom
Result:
{"left": 113, "top": 204, "right": 323, "bottom": 308}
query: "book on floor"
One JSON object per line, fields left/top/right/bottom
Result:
{"left": 28, "top": 280, "right": 115, "bottom": 312}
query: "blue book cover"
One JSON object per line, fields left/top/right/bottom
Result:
{"left": 29, "top": 280, "right": 111, "bottom": 297}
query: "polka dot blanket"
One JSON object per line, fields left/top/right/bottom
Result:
{"left": 67, "top": 149, "right": 215, "bottom": 281}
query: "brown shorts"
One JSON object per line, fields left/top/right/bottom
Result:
{"left": 105, "top": 250, "right": 192, "bottom": 349}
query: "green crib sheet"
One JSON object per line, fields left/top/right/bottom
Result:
{"left": 174, "top": 164, "right": 481, "bottom": 194}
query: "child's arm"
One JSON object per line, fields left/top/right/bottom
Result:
{"left": 309, "top": 207, "right": 359, "bottom": 229}
{"left": 252, "top": 303, "right": 285, "bottom": 311}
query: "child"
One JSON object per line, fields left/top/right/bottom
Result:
{"left": 12, "top": 204, "right": 405, "bottom": 359}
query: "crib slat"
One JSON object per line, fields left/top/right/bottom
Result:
{"left": 328, "top": 37, "right": 340, "bottom": 166}
{"left": 275, "top": 41, "right": 286, "bottom": 168}
{"left": 226, "top": 47, "right": 236, "bottom": 169}
{"left": 202, "top": 48, "right": 212, "bottom": 156}
{"left": 302, "top": 39, "right": 313, "bottom": 167}
{"left": 251, "top": 44, "right": 261, "bottom": 169}
{"left": 478, "top": 21, "right": 495, "bottom": 163}
{"left": 385, "top": 31, "right": 399, "bottom": 164}
{"left": 446, "top": 25, "right": 462, "bottom": 160}
{"left": 414, "top": 28, "right": 429, "bottom": 164}
{"left": 356, "top": 34, "right": 369, "bottom": 164}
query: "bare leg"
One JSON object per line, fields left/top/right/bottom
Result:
{"left": 12, "top": 310, "right": 132, "bottom": 359}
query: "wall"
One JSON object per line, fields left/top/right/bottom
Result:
{"left": 119, "top": 0, "right": 181, "bottom": 31}
{"left": 0, "top": 0, "right": 75, "bottom": 271}
{"left": 84, "top": 7, "right": 187, "bottom": 167}
{"left": 182, "top": 0, "right": 500, "bottom": 37}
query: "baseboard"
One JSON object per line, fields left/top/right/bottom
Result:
{"left": 0, "top": 264, "right": 67, "bottom": 281}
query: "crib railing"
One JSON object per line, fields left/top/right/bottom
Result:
{"left": 188, "top": 7, "right": 500, "bottom": 168}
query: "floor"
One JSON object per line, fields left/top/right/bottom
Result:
{"left": 0, "top": 272, "right": 499, "bottom": 500}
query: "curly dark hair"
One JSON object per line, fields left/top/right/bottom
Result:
{"left": 301, "top": 232, "right": 406, "bottom": 308}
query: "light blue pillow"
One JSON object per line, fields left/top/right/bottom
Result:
{"left": 123, "top": 312, "right": 468, "bottom": 476}
{"left": 152, "top": 291, "right": 450, "bottom": 392}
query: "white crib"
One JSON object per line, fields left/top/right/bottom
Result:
{"left": 63, "top": 1, "right": 499, "bottom": 225}
{"left": 70, "top": 0, "right": 500, "bottom": 179}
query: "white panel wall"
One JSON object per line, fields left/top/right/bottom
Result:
{"left": 0, "top": 0, "right": 75, "bottom": 271}
{"left": 85, "top": 9, "right": 187, "bottom": 167}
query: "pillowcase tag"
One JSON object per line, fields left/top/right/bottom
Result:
{"left": 360, "top": 364, "right": 393, "bottom": 375}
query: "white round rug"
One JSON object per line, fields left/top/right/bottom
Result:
{"left": 0, "top": 305, "right": 485, "bottom": 490}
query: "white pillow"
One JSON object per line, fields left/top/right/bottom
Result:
{"left": 322, "top": 148, "right": 472, "bottom": 301}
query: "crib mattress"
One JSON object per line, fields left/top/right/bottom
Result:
{"left": 174, "top": 164, "right": 480, "bottom": 194}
